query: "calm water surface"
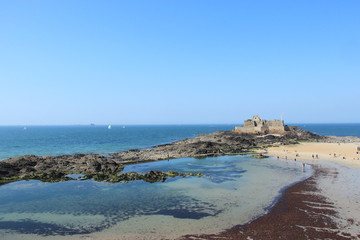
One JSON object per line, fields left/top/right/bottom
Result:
{"left": 0, "top": 125, "right": 236, "bottom": 160}
{"left": 0, "top": 155, "right": 311, "bottom": 239}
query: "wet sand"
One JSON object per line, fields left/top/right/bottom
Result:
{"left": 181, "top": 167, "right": 353, "bottom": 240}
{"left": 180, "top": 142, "right": 360, "bottom": 240}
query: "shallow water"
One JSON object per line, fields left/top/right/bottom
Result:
{"left": 0, "top": 155, "right": 311, "bottom": 240}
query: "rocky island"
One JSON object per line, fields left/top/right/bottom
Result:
{"left": 0, "top": 116, "right": 327, "bottom": 185}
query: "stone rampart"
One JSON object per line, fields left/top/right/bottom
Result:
{"left": 234, "top": 116, "right": 287, "bottom": 134}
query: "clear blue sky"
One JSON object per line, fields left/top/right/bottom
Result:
{"left": 0, "top": 0, "right": 359, "bottom": 125}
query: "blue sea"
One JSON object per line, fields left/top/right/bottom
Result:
{"left": 0, "top": 124, "right": 358, "bottom": 239}
{"left": 0, "top": 125, "right": 236, "bottom": 160}
{"left": 297, "top": 123, "right": 360, "bottom": 138}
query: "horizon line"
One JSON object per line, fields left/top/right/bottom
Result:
{"left": 0, "top": 122, "right": 360, "bottom": 127}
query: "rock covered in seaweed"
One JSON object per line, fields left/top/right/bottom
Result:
{"left": 251, "top": 154, "right": 269, "bottom": 159}
{"left": 90, "top": 170, "right": 203, "bottom": 184}
{"left": 0, "top": 154, "right": 124, "bottom": 185}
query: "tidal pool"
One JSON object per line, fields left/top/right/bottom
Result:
{"left": 0, "top": 155, "right": 312, "bottom": 240}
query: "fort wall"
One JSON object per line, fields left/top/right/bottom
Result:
{"left": 234, "top": 116, "right": 288, "bottom": 134}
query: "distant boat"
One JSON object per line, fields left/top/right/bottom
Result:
{"left": 123, "top": 126, "right": 125, "bottom": 129}
{"left": 108, "top": 125, "right": 112, "bottom": 129}
{"left": 23, "top": 127, "right": 27, "bottom": 130}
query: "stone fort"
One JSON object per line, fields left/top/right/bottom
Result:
{"left": 234, "top": 115, "right": 289, "bottom": 134}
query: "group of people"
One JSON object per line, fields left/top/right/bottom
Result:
{"left": 276, "top": 154, "right": 306, "bottom": 172}
{"left": 312, "top": 154, "right": 319, "bottom": 159}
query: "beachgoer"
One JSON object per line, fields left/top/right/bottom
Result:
{"left": 316, "top": 154, "right": 319, "bottom": 159}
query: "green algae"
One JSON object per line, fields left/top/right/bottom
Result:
{"left": 0, "top": 169, "right": 203, "bottom": 186}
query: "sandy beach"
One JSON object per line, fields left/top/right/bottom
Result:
{"left": 265, "top": 142, "right": 360, "bottom": 168}
{"left": 182, "top": 141, "right": 360, "bottom": 239}
{"left": 265, "top": 142, "right": 360, "bottom": 238}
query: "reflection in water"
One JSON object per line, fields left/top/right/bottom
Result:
{"left": 0, "top": 155, "right": 311, "bottom": 239}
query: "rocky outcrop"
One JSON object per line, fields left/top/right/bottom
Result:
{"left": 0, "top": 154, "right": 124, "bottom": 185}
{"left": 0, "top": 128, "right": 327, "bottom": 185}
{"left": 110, "top": 129, "right": 324, "bottom": 162}
{"left": 82, "top": 170, "right": 203, "bottom": 184}
{"left": 251, "top": 154, "right": 269, "bottom": 159}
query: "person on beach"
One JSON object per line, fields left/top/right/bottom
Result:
{"left": 316, "top": 154, "right": 319, "bottom": 159}
{"left": 302, "top": 163, "right": 305, "bottom": 172}
{"left": 312, "top": 154, "right": 314, "bottom": 159}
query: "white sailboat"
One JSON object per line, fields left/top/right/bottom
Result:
{"left": 108, "top": 125, "right": 112, "bottom": 129}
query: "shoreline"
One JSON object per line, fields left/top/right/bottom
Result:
{"left": 265, "top": 141, "right": 360, "bottom": 167}
{"left": 180, "top": 165, "right": 354, "bottom": 240}
{"left": 180, "top": 142, "right": 360, "bottom": 239}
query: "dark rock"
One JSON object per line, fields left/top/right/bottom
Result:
{"left": 251, "top": 154, "right": 269, "bottom": 159}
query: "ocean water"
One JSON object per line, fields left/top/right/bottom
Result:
{"left": 297, "top": 123, "right": 360, "bottom": 138}
{"left": 0, "top": 125, "right": 236, "bottom": 160}
{"left": 0, "top": 124, "right": 358, "bottom": 239}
